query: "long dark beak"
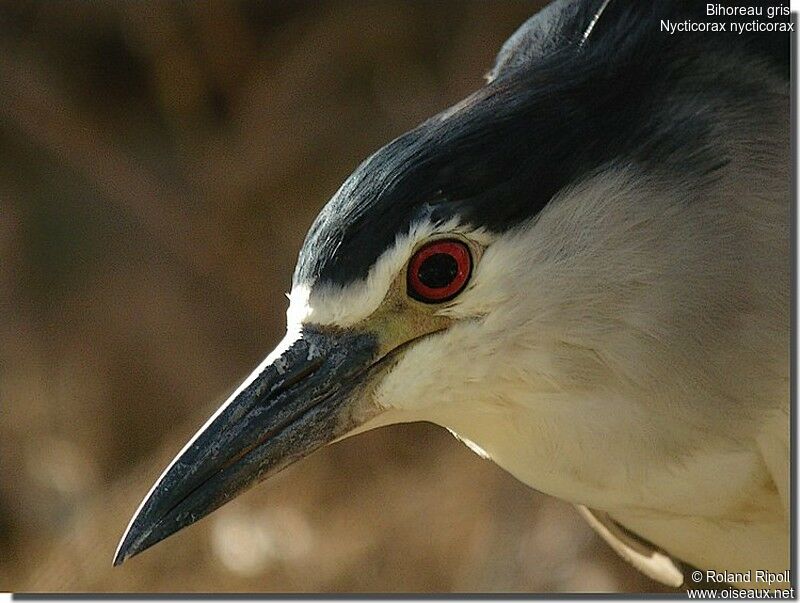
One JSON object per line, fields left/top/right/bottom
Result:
{"left": 113, "top": 326, "right": 380, "bottom": 566}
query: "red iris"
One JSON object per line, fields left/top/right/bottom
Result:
{"left": 407, "top": 239, "right": 472, "bottom": 303}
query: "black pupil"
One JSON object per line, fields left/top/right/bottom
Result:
{"left": 417, "top": 253, "right": 458, "bottom": 289}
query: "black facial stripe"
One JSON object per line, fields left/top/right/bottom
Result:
{"left": 293, "top": 0, "right": 788, "bottom": 291}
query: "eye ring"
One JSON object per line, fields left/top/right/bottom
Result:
{"left": 407, "top": 239, "right": 472, "bottom": 304}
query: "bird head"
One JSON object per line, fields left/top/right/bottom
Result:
{"left": 114, "top": 0, "right": 789, "bottom": 566}
{"left": 113, "top": 77, "right": 553, "bottom": 565}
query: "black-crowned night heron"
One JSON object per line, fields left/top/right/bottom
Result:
{"left": 113, "top": 0, "right": 790, "bottom": 589}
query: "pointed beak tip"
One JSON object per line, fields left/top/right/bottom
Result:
{"left": 111, "top": 327, "right": 381, "bottom": 564}
{"left": 112, "top": 544, "right": 129, "bottom": 567}
{"left": 112, "top": 530, "right": 139, "bottom": 567}
{"left": 112, "top": 518, "right": 154, "bottom": 567}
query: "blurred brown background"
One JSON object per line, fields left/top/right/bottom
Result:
{"left": 0, "top": 0, "right": 673, "bottom": 593}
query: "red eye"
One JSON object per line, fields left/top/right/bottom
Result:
{"left": 407, "top": 239, "right": 472, "bottom": 303}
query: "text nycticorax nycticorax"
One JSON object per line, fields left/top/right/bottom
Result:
{"left": 113, "top": 0, "right": 790, "bottom": 589}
